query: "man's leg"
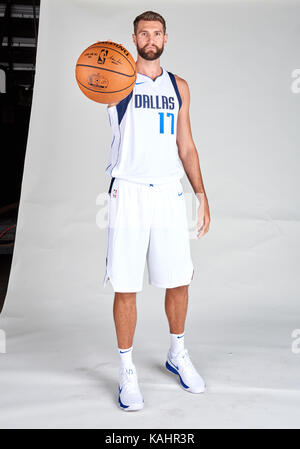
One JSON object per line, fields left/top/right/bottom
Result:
{"left": 165, "top": 285, "right": 189, "bottom": 334}
{"left": 114, "top": 291, "right": 144, "bottom": 411}
{"left": 164, "top": 284, "right": 206, "bottom": 394}
{"left": 105, "top": 179, "right": 149, "bottom": 411}
{"left": 113, "top": 292, "right": 137, "bottom": 348}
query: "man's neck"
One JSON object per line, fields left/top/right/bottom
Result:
{"left": 136, "top": 59, "right": 162, "bottom": 81}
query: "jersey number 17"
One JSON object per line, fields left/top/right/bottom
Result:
{"left": 158, "top": 112, "right": 174, "bottom": 135}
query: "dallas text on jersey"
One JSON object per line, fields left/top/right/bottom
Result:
{"left": 134, "top": 94, "right": 175, "bottom": 109}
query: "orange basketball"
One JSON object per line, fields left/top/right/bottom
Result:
{"left": 75, "top": 41, "right": 137, "bottom": 104}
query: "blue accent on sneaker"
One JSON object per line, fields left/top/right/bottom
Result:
{"left": 169, "top": 359, "right": 179, "bottom": 370}
{"left": 178, "top": 192, "right": 183, "bottom": 196}
{"left": 118, "top": 385, "right": 129, "bottom": 409}
{"left": 119, "top": 349, "right": 131, "bottom": 354}
{"left": 118, "top": 395, "right": 130, "bottom": 409}
{"left": 177, "top": 335, "right": 184, "bottom": 338}
{"left": 149, "top": 183, "right": 154, "bottom": 186}
{"left": 165, "top": 361, "right": 190, "bottom": 389}
{"left": 135, "top": 82, "right": 145, "bottom": 85}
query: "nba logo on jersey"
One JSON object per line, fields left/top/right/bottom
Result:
{"left": 113, "top": 188, "right": 118, "bottom": 198}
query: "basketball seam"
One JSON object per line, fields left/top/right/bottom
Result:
{"left": 76, "top": 64, "right": 136, "bottom": 78}
{"left": 75, "top": 77, "right": 136, "bottom": 94}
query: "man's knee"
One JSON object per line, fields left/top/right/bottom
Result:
{"left": 115, "top": 292, "right": 137, "bottom": 302}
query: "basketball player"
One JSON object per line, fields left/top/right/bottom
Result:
{"left": 103, "top": 11, "right": 210, "bottom": 411}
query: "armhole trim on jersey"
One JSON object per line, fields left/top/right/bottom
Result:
{"left": 116, "top": 91, "right": 133, "bottom": 125}
{"left": 108, "top": 177, "right": 115, "bottom": 194}
{"left": 167, "top": 71, "right": 182, "bottom": 110}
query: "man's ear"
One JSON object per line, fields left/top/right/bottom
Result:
{"left": 132, "top": 33, "right": 137, "bottom": 45}
{"left": 164, "top": 33, "right": 168, "bottom": 45}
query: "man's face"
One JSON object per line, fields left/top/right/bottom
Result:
{"left": 133, "top": 20, "right": 168, "bottom": 61}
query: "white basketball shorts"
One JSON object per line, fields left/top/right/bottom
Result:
{"left": 102, "top": 178, "right": 194, "bottom": 292}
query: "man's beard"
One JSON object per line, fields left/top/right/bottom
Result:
{"left": 137, "top": 43, "right": 164, "bottom": 61}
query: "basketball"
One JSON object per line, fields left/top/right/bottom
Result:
{"left": 75, "top": 41, "right": 137, "bottom": 104}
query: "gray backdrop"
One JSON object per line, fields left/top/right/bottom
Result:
{"left": 0, "top": 0, "right": 299, "bottom": 429}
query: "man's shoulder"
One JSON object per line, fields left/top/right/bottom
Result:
{"left": 171, "top": 73, "right": 188, "bottom": 89}
{"left": 172, "top": 74, "right": 189, "bottom": 98}
{"left": 173, "top": 73, "right": 186, "bottom": 84}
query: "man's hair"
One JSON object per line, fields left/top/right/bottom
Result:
{"left": 133, "top": 11, "right": 166, "bottom": 35}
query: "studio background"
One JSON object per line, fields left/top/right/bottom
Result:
{"left": 0, "top": 0, "right": 299, "bottom": 428}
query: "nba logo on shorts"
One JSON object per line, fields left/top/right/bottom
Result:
{"left": 113, "top": 188, "right": 118, "bottom": 198}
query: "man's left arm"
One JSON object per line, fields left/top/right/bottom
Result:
{"left": 175, "top": 75, "right": 210, "bottom": 239}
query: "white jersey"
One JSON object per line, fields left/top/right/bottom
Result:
{"left": 105, "top": 66, "right": 185, "bottom": 185}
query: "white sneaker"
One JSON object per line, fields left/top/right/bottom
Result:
{"left": 118, "top": 364, "right": 144, "bottom": 411}
{"left": 165, "top": 348, "right": 206, "bottom": 393}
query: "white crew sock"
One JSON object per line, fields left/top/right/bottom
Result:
{"left": 118, "top": 346, "right": 134, "bottom": 368}
{"left": 169, "top": 332, "right": 185, "bottom": 358}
